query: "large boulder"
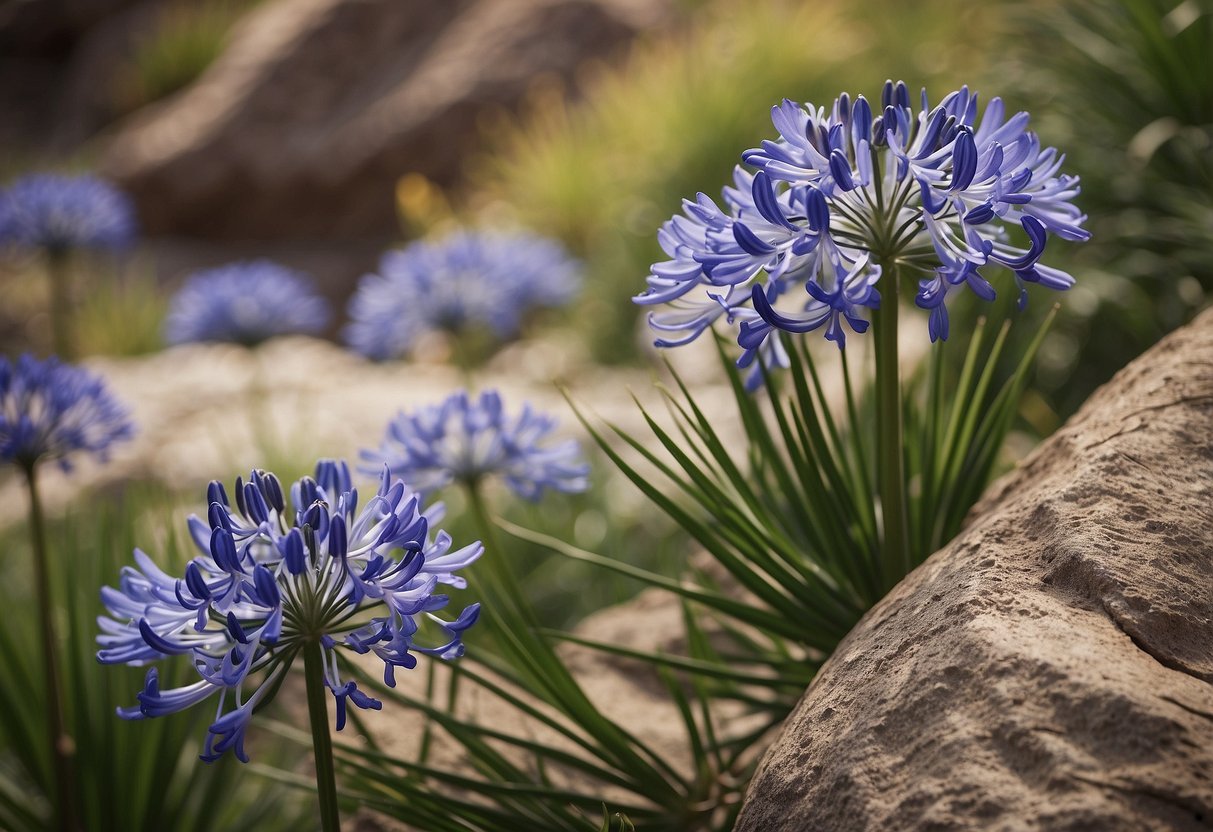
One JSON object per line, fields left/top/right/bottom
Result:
{"left": 97, "top": 0, "right": 668, "bottom": 239}
{"left": 734, "top": 308, "right": 1213, "bottom": 831}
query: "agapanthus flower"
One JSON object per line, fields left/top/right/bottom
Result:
{"left": 344, "top": 231, "right": 582, "bottom": 361}
{"left": 0, "top": 173, "right": 137, "bottom": 251}
{"left": 164, "top": 260, "right": 331, "bottom": 347}
{"left": 363, "top": 390, "right": 590, "bottom": 501}
{"left": 0, "top": 354, "right": 134, "bottom": 471}
{"left": 98, "top": 460, "right": 482, "bottom": 762}
{"left": 635, "top": 81, "right": 1089, "bottom": 387}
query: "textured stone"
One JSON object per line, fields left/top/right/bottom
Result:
{"left": 734, "top": 307, "right": 1213, "bottom": 832}
{"left": 97, "top": 0, "right": 668, "bottom": 239}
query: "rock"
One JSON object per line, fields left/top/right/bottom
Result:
{"left": 0, "top": 331, "right": 741, "bottom": 528}
{"left": 97, "top": 0, "right": 669, "bottom": 239}
{"left": 734, "top": 308, "right": 1213, "bottom": 832}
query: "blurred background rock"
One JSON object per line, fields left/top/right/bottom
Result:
{"left": 3, "top": 0, "right": 1209, "bottom": 411}
{"left": 0, "top": 0, "right": 1209, "bottom": 457}
{"left": 0, "top": 0, "right": 671, "bottom": 313}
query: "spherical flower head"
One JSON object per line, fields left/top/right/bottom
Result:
{"left": 0, "top": 173, "right": 137, "bottom": 252}
{"left": 362, "top": 389, "right": 590, "bottom": 501}
{"left": 344, "top": 230, "right": 582, "bottom": 361}
{"left": 163, "top": 260, "right": 331, "bottom": 347}
{"left": 97, "top": 460, "right": 482, "bottom": 763}
{"left": 635, "top": 81, "right": 1090, "bottom": 383}
{"left": 0, "top": 354, "right": 134, "bottom": 471}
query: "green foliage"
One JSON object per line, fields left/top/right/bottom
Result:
{"left": 111, "top": 0, "right": 258, "bottom": 114}
{"left": 536, "top": 315, "right": 1051, "bottom": 691}
{"left": 437, "top": 466, "right": 687, "bottom": 630}
{"left": 473, "top": 0, "right": 1005, "bottom": 363}
{"left": 600, "top": 809, "right": 636, "bottom": 832}
{"left": 325, "top": 313, "right": 1048, "bottom": 829}
{"left": 327, "top": 481, "right": 764, "bottom": 831}
{"left": 1004, "top": 0, "right": 1213, "bottom": 414}
{"left": 74, "top": 258, "right": 169, "bottom": 357}
{"left": 0, "top": 482, "right": 306, "bottom": 831}
{"left": 0, "top": 252, "right": 164, "bottom": 360}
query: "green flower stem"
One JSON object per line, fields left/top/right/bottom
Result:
{"left": 450, "top": 336, "right": 477, "bottom": 391}
{"left": 303, "top": 639, "right": 341, "bottom": 832}
{"left": 464, "top": 483, "right": 500, "bottom": 575}
{"left": 23, "top": 464, "right": 79, "bottom": 832}
{"left": 464, "top": 482, "right": 535, "bottom": 626}
{"left": 46, "top": 248, "right": 74, "bottom": 360}
{"left": 874, "top": 262, "right": 909, "bottom": 590}
{"left": 247, "top": 349, "right": 280, "bottom": 464}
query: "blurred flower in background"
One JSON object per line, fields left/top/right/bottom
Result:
{"left": 0, "top": 173, "right": 139, "bottom": 357}
{"left": 0, "top": 173, "right": 137, "bottom": 253}
{"left": 343, "top": 230, "right": 581, "bottom": 362}
{"left": 363, "top": 389, "right": 590, "bottom": 501}
{"left": 0, "top": 353, "right": 134, "bottom": 472}
{"left": 164, "top": 259, "right": 331, "bottom": 347}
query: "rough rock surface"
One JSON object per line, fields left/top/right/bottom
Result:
{"left": 735, "top": 307, "right": 1213, "bottom": 832}
{"left": 97, "top": 0, "right": 668, "bottom": 239}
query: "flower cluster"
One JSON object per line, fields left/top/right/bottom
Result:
{"left": 164, "top": 260, "right": 331, "bottom": 347}
{"left": 0, "top": 173, "right": 137, "bottom": 252}
{"left": 98, "top": 460, "right": 482, "bottom": 762}
{"left": 0, "top": 354, "right": 134, "bottom": 471}
{"left": 344, "top": 231, "right": 582, "bottom": 361}
{"left": 635, "top": 81, "right": 1089, "bottom": 387}
{"left": 363, "top": 390, "right": 590, "bottom": 501}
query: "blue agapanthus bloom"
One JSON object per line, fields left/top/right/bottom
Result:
{"left": 0, "top": 354, "right": 134, "bottom": 471}
{"left": 363, "top": 390, "right": 590, "bottom": 501}
{"left": 0, "top": 173, "right": 137, "bottom": 251}
{"left": 164, "top": 260, "right": 331, "bottom": 347}
{"left": 344, "top": 231, "right": 582, "bottom": 361}
{"left": 98, "top": 460, "right": 481, "bottom": 763}
{"left": 635, "top": 81, "right": 1089, "bottom": 388}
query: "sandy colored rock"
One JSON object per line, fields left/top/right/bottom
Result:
{"left": 734, "top": 309, "right": 1213, "bottom": 831}
{"left": 97, "top": 0, "right": 669, "bottom": 239}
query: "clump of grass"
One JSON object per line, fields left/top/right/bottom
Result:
{"left": 110, "top": 0, "right": 259, "bottom": 114}
{"left": 74, "top": 258, "right": 169, "bottom": 357}
{"left": 0, "top": 252, "right": 164, "bottom": 359}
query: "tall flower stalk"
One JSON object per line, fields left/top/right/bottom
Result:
{"left": 634, "top": 80, "right": 1089, "bottom": 589}
{"left": 0, "top": 174, "right": 137, "bottom": 360}
{"left": 0, "top": 355, "right": 133, "bottom": 830}
{"left": 873, "top": 264, "right": 908, "bottom": 582}
{"left": 22, "top": 463, "right": 76, "bottom": 831}
{"left": 98, "top": 461, "right": 481, "bottom": 832}
{"left": 302, "top": 640, "right": 341, "bottom": 831}
{"left": 46, "top": 249, "right": 74, "bottom": 359}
